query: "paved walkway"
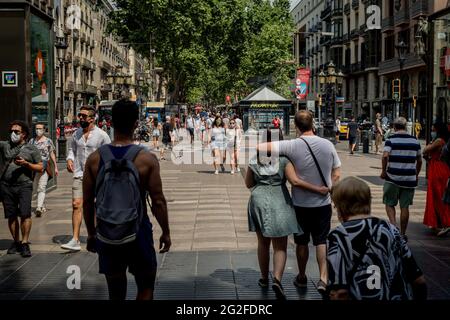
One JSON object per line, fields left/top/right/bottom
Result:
{"left": 0, "top": 135, "right": 448, "bottom": 299}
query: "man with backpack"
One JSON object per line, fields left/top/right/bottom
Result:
{"left": 82, "top": 99, "right": 171, "bottom": 300}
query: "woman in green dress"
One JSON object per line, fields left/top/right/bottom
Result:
{"left": 245, "top": 129, "right": 329, "bottom": 299}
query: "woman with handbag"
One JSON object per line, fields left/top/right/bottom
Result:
{"left": 29, "top": 123, "right": 58, "bottom": 217}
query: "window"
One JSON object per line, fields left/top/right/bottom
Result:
{"left": 385, "top": 34, "right": 395, "bottom": 59}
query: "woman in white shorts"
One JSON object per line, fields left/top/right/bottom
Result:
{"left": 210, "top": 117, "right": 227, "bottom": 174}
{"left": 152, "top": 122, "right": 161, "bottom": 149}
{"left": 226, "top": 119, "right": 242, "bottom": 174}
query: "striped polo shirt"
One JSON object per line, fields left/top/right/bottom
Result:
{"left": 384, "top": 132, "right": 421, "bottom": 188}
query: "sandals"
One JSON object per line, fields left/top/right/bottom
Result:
{"left": 272, "top": 278, "right": 286, "bottom": 300}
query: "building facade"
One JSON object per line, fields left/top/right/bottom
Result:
{"left": 292, "top": 0, "right": 448, "bottom": 124}
{"left": 54, "top": 0, "right": 148, "bottom": 122}
{"left": 292, "top": 0, "right": 326, "bottom": 114}
{"left": 0, "top": 0, "right": 56, "bottom": 140}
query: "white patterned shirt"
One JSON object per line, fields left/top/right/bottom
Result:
{"left": 67, "top": 126, "right": 111, "bottom": 178}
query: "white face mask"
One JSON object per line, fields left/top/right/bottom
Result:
{"left": 11, "top": 132, "right": 21, "bottom": 143}
{"left": 36, "top": 129, "right": 44, "bottom": 137}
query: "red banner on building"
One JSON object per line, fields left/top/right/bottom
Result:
{"left": 295, "top": 68, "right": 310, "bottom": 100}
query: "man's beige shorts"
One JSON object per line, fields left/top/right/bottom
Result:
{"left": 72, "top": 177, "right": 83, "bottom": 199}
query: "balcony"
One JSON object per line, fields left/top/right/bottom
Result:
{"left": 343, "top": 33, "right": 350, "bottom": 42}
{"left": 73, "top": 56, "right": 81, "bottom": 67}
{"left": 342, "top": 65, "right": 350, "bottom": 74}
{"left": 65, "top": 81, "right": 74, "bottom": 92}
{"left": 82, "top": 58, "right": 92, "bottom": 69}
{"left": 331, "top": 7, "right": 343, "bottom": 18}
{"left": 101, "top": 84, "right": 112, "bottom": 92}
{"left": 352, "top": 0, "right": 359, "bottom": 9}
{"left": 86, "top": 85, "right": 97, "bottom": 95}
{"left": 364, "top": 55, "right": 379, "bottom": 69}
{"left": 410, "top": 0, "right": 429, "bottom": 19}
{"left": 330, "top": 36, "right": 343, "bottom": 46}
{"left": 359, "top": 23, "right": 367, "bottom": 34}
{"left": 316, "top": 22, "right": 322, "bottom": 31}
{"left": 344, "top": 3, "right": 350, "bottom": 15}
{"left": 350, "top": 29, "right": 359, "bottom": 39}
{"left": 394, "top": 9, "right": 409, "bottom": 26}
{"left": 321, "top": 6, "right": 332, "bottom": 20}
{"left": 351, "top": 62, "right": 362, "bottom": 73}
{"left": 378, "top": 53, "right": 425, "bottom": 75}
{"left": 382, "top": 16, "right": 394, "bottom": 32}
{"left": 75, "top": 84, "right": 85, "bottom": 93}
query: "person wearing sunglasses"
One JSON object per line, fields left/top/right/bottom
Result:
{"left": 0, "top": 120, "right": 43, "bottom": 258}
{"left": 62, "top": 106, "right": 111, "bottom": 252}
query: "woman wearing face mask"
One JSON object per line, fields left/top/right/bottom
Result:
{"left": 210, "top": 117, "right": 227, "bottom": 174}
{"left": 422, "top": 122, "right": 450, "bottom": 236}
{"left": 29, "top": 123, "right": 58, "bottom": 217}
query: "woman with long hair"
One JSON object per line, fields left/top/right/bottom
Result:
{"left": 226, "top": 119, "right": 242, "bottom": 174}
{"left": 423, "top": 122, "right": 450, "bottom": 236}
{"left": 210, "top": 116, "right": 227, "bottom": 174}
{"left": 152, "top": 121, "right": 161, "bottom": 150}
{"left": 245, "top": 129, "right": 329, "bottom": 299}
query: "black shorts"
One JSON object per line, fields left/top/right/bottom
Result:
{"left": 293, "top": 204, "right": 332, "bottom": 246}
{"left": 96, "top": 218, "right": 157, "bottom": 289}
{"left": 348, "top": 136, "right": 356, "bottom": 145}
{"left": 1, "top": 182, "right": 33, "bottom": 219}
{"left": 188, "top": 128, "right": 194, "bottom": 136}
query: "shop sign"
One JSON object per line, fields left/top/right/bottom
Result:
{"left": 250, "top": 103, "right": 279, "bottom": 109}
{"left": 2, "top": 71, "right": 18, "bottom": 87}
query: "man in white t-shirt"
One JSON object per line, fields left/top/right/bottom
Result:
{"left": 258, "top": 110, "right": 341, "bottom": 295}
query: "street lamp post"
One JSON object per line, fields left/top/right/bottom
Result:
{"left": 107, "top": 65, "right": 131, "bottom": 99}
{"left": 318, "top": 61, "right": 344, "bottom": 142}
{"left": 55, "top": 36, "right": 68, "bottom": 161}
{"left": 395, "top": 40, "right": 408, "bottom": 119}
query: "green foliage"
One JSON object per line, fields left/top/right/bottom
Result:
{"left": 108, "top": 0, "right": 294, "bottom": 104}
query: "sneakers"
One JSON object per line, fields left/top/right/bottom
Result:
{"left": 272, "top": 278, "right": 286, "bottom": 300}
{"left": 231, "top": 170, "right": 235, "bottom": 175}
{"left": 21, "top": 243, "right": 32, "bottom": 258}
{"left": 61, "top": 238, "right": 81, "bottom": 251}
{"left": 293, "top": 274, "right": 308, "bottom": 288}
{"left": 437, "top": 227, "right": 450, "bottom": 237}
{"left": 317, "top": 279, "right": 328, "bottom": 295}
{"left": 214, "top": 170, "right": 219, "bottom": 175}
{"left": 236, "top": 167, "right": 241, "bottom": 173}
{"left": 36, "top": 207, "right": 44, "bottom": 218}
{"left": 258, "top": 278, "right": 269, "bottom": 288}
{"left": 7, "top": 241, "right": 23, "bottom": 255}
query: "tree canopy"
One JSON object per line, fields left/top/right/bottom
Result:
{"left": 108, "top": 0, "right": 294, "bottom": 105}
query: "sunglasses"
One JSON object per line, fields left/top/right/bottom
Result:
{"left": 78, "top": 113, "right": 90, "bottom": 119}
{"left": 10, "top": 130, "right": 22, "bottom": 134}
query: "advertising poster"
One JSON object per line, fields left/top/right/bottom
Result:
{"left": 296, "top": 68, "right": 310, "bottom": 100}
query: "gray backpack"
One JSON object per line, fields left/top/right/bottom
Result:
{"left": 95, "top": 145, "right": 144, "bottom": 245}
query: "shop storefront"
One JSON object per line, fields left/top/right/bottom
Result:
{"left": 0, "top": 2, "right": 55, "bottom": 140}
{"left": 429, "top": 7, "right": 450, "bottom": 140}
{"left": 235, "top": 86, "right": 293, "bottom": 134}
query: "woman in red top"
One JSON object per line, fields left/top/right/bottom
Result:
{"left": 272, "top": 116, "right": 280, "bottom": 129}
{"left": 423, "top": 122, "right": 450, "bottom": 236}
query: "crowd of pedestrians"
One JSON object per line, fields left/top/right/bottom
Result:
{"left": 3, "top": 101, "right": 450, "bottom": 301}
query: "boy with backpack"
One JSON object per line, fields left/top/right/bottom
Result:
{"left": 82, "top": 99, "right": 171, "bottom": 300}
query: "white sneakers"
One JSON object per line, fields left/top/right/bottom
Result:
{"left": 236, "top": 167, "right": 240, "bottom": 173}
{"left": 214, "top": 170, "right": 219, "bottom": 175}
{"left": 61, "top": 238, "right": 81, "bottom": 251}
{"left": 231, "top": 170, "right": 235, "bottom": 175}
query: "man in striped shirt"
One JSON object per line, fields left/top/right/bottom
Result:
{"left": 381, "top": 117, "right": 422, "bottom": 237}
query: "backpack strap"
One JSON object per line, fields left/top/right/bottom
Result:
{"left": 123, "top": 145, "right": 143, "bottom": 162}
{"left": 98, "top": 144, "right": 116, "bottom": 163}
